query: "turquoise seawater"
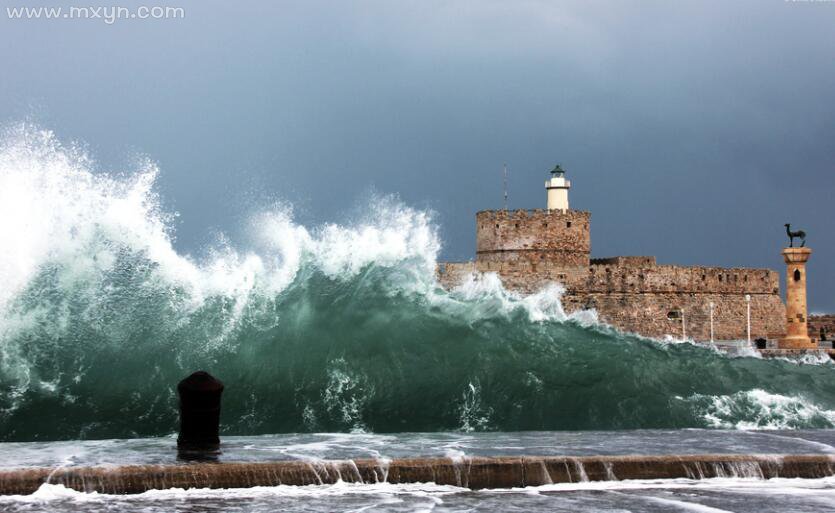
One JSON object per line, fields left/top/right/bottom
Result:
{"left": 1, "top": 124, "right": 834, "bottom": 442}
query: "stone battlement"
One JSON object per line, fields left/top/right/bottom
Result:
{"left": 475, "top": 208, "right": 590, "bottom": 219}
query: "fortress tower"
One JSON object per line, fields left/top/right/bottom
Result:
{"left": 476, "top": 166, "right": 590, "bottom": 267}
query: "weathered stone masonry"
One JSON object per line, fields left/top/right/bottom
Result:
{"left": 809, "top": 315, "right": 835, "bottom": 343}
{"left": 438, "top": 206, "right": 787, "bottom": 341}
{"left": 476, "top": 209, "right": 591, "bottom": 267}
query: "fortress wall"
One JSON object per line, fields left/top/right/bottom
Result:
{"left": 440, "top": 262, "right": 779, "bottom": 295}
{"left": 591, "top": 256, "right": 656, "bottom": 267}
{"left": 476, "top": 209, "right": 590, "bottom": 266}
{"left": 436, "top": 262, "right": 477, "bottom": 287}
{"left": 562, "top": 292, "right": 786, "bottom": 341}
{"left": 809, "top": 315, "right": 835, "bottom": 342}
{"left": 435, "top": 261, "right": 786, "bottom": 341}
{"left": 580, "top": 265, "right": 779, "bottom": 295}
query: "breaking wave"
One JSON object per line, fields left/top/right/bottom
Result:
{"left": 1, "top": 123, "right": 834, "bottom": 441}
{"left": 683, "top": 390, "right": 835, "bottom": 430}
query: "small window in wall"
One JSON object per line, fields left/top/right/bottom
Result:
{"left": 495, "top": 224, "right": 499, "bottom": 228}
{"left": 667, "top": 309, "right": 682, "bottom": 320}
{"left": 718, "top": 275, "right": 723, "bottom": 282}
{"left": 794, "top": 269, "right": 801, "bottom": 282}
{"left": 566, "top": 221, "right": 572, "bottom": 228}
{"left": 515, "top": 223, "right": 519, "bottom": 229}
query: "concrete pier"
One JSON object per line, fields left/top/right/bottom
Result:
{"left": 0, "top": 454, "right": 833, "bottom": 495}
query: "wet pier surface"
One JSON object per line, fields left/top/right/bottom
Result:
{"left": 2, "top": 430, "right": 834, "bottom": 511}
{"left": 1, "top": 454, "right": 834, "bottom": 495}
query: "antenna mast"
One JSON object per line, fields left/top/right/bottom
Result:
{"left": 503, "top": 163, "right": 508, "bottom": 210}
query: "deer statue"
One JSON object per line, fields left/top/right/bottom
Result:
{"left": 785, "top": 223, "right": 806, "bottom": 248}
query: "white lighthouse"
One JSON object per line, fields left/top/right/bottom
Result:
{"left": 545, "top": 164, "right": 570, "bottom": 211}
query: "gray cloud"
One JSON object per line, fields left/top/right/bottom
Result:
{"left": 1, "top": 0, "right": 833, "bottom": 309}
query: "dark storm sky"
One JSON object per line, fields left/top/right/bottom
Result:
{"left": 2, "top": 0, "right": 833, "bottom": 310}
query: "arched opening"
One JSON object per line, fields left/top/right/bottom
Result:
{"left": 794, "top": 269, "right": 801, "bottom": 282}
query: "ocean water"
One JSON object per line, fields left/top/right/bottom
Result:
{"left": 1, "top": 123, "right": 834, "bottom": 440}
{"left": 1, "top": 123, "right": 835, "bottom": 510}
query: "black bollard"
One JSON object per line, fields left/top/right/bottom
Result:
{"left": 177, "top": 371, "right": 224, "bottom": 457}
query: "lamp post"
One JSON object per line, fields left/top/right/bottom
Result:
{"left": 745, "top": 294, "right": 751, "bottom": 344}
{"left": 681, "top": 308, "right": 686, "bottom": 341}
{"left": 709, "top": 302, "right": 715, "bottom": 343}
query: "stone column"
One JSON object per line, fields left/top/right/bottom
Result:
{"left": 780, "top": 247, "right": 813, "bottom": 349}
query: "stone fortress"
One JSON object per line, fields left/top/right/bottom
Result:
{"left": 438, "top": 165, "right": 806, "bottom": 343}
